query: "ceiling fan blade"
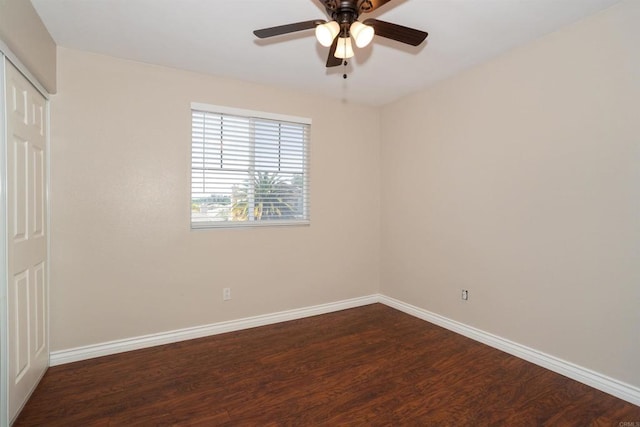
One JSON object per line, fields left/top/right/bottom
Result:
{"left": 326, "top": 37, "right": 342, "bottom": 67}
{"left": 254, "top": 20, "right": 325, "bottom": 38}
{"left": 358, "top": 0, "right": 392, "bottom": 14}
{"left": 363, "top": 19, "right": 428, "bottom": 46}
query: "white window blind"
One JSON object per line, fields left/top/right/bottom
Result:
{"left": 191, "top": 103, "right": 310, "bottom": 228}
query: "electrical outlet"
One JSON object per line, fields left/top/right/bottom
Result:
{"left": 223, "top": 288, "right": 231, "bottom": 301}
{"left": 461, "top": 289, "right": 469, "bottom": 301}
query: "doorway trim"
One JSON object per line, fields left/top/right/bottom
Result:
{"left": 0, "top": 50, "right": 8, "bottom": 427}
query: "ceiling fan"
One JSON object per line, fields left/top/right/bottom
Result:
{"left": 253, "top": 0, "right": 428, "bottom": 68}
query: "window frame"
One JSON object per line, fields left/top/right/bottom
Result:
{"left": 190, "top": 102, "right": 311, "bottom": 230}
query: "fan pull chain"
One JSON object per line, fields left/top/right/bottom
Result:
{"left": 342, "top": 36, "right": 348, "bottom": 79}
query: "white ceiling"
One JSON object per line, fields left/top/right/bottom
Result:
{"left": 31, "top": 0, "right": 621, "bottom": 106}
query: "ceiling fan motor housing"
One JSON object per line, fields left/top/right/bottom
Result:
{"left": 326, "top": 0, "right": 361, "bottom": 35}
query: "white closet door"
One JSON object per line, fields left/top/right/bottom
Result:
{"left": 5, "top": 60, "right": 49, "bottom": 422}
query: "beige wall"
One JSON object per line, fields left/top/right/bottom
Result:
{"left": 50, "top": 48, "right": 380, "bottom": 351}
{"left": 381, "top": 0, "right": 640, "bottom": 388}
{"left": 0, "top": 0, "right": 56, "bottom": 93}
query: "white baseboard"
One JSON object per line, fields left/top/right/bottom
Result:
{"left": 50, "top": 293, "right": 640, "bottom": 407}
{"left": 49, "top": 294, "right": 379, "bottom": 366}
{"left": 378, "top": 294, "right": 640, "bottom": 407}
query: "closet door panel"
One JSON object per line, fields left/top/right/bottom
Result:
{"left": 5, "top": 60, "right": 49, "bottom": 423}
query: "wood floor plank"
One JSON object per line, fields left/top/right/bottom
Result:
{"left": 14, "top": 304, "right": 640, "bottom": 426}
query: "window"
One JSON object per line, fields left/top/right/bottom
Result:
{"left": 191, "top": 103, "right": 310, "bottom": 228}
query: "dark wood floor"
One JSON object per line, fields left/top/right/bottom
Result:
{"left": 15, "top": 304, "right": 640, "bottom": 426}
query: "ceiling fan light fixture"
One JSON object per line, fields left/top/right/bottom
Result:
{"left": 315, "top": 21, "right": 340, "bottom": 47}
{"left": 350, "top": 21, "right": 375, "bottom": 48}
{"left": 334, "top": 36, "right": 354, "bottom": 59}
